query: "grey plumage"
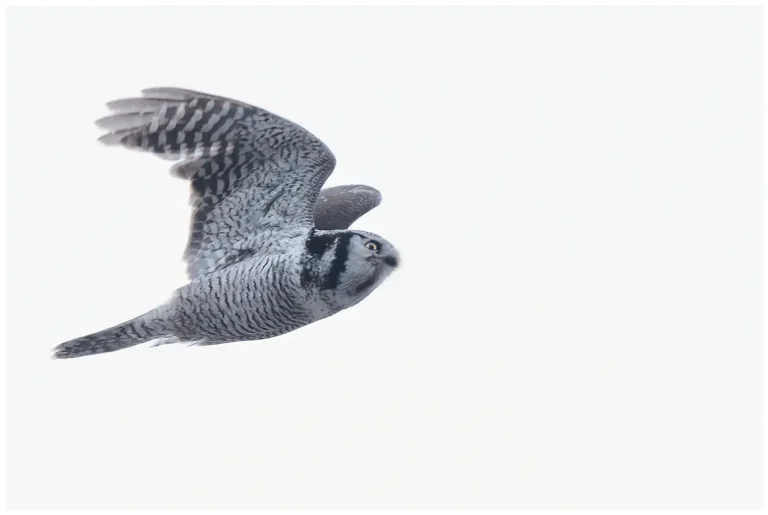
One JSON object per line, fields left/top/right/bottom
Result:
{"left": 53, "top": 87, "right": 399, "bottom": 359}
{"left": 314, "top": 185, "right": 382, "bottom": 230}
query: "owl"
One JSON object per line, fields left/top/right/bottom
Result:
{"left": 52, "top": 87, "right": 400, "bottom": 359}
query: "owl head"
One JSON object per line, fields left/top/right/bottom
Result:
{"left": 339, "top": 231, "right": 399, "bottom": 302}
{"left": 304, "top": 229, "right": 400, "bottom": 308}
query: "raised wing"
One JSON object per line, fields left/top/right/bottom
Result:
{"left": 314, "top": 185, "right": 382, "bottom": 230}
{"left": 95, "top": 87, "right": 336, "bottom": 279}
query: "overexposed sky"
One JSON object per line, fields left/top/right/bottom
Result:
{"left": 5, "top": 6, "right": 763, "bottom": 510}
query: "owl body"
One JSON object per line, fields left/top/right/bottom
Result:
{"left": 170, "top": 251, "right": 311, "bottom": 345}
{"left": 52, "top": 87, "right": 399, "bottom": 359}
{"left": 168, "top": 228, "right": 397, "bottom": 344}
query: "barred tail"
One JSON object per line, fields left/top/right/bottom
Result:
{"left": 52, "top": 310, "right": 170, "bottom": 359}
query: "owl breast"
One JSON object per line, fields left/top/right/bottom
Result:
{"left": 169, "top": 252, "right": 314, "bottom": 344}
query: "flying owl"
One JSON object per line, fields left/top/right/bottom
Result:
{"left": 52, "top": 87, "right": 400, "bottom": 359}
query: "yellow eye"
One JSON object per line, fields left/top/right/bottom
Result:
{"left": 365, "top": 241, "right": 379, "bottom": 252}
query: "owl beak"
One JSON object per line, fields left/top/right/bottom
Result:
{"left": 383, "top": 255, "right": 398, "bottom": 268}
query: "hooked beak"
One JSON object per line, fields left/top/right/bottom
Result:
{"left": 383, "top": 255, "right": 399, "bottom": 268}
{"left": 369, "top": 253, "right": 399, "bottom": 269}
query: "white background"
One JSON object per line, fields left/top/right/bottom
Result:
{"left": 5, "top": 6, "right": 762, "bottom": 510}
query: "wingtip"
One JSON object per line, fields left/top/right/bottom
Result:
{"left": 140, "top": 87, "right": 193, "bottom": 100}
{"left": 94, "top": 113, "right": 154, "bottom": 131}
{"left": 323, "top": 184, "right": 382, "bottom": 200}
{"left": 351, "top": 184, "right": 383, "bottom": 204}
{"left": 105, "top": 97, "right": 177, "bottom": 113}
{"left": 96, "top": 131, "right": 127, "bottom": 145}
{"left": 363, "top": 185, "right": 383, "bottom": 199}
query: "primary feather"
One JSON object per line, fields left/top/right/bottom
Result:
{"left": 314, "top": 185, "right": 382, "bottom": 230}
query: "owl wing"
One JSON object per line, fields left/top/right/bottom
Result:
{"left": 313, "top": 185, "right": 382, "bottom": 230}
{"left": 95, "top": 87, "right": 336, "bottom": 279}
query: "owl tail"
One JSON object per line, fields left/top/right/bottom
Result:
{"left": 51, "top": 309, "right": 171, "bottom": 359}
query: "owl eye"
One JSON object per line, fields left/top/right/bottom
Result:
{"left": 365, "top": 241, "right": 379, "bottom": 252}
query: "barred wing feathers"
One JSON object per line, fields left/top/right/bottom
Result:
{"left": 95, "top": 87, "right": 336, "bottom": 278}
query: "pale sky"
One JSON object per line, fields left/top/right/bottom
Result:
{"left": 5, "top": 6, "right": 762, "bottom": 510}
